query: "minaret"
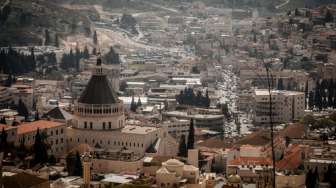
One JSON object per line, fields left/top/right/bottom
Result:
{"left": 82, "top": 152, "right": 92, "bottom": 188}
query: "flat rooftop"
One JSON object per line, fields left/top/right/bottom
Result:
{"left": 122, "top": 125, "right": 157, "bottom": 135}
{"left": 255, "top": 89, "right": 304, "bottom": 96}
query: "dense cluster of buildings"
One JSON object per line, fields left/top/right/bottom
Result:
{"left": 1, "top": 2, "right": 336, "bottom": 188}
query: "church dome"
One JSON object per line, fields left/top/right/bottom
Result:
{"left": 78, "top": 57, "right": 119, "bottom": 105}
{"left": 164, "top": 159, "right": 184, "bottom": 167}
{"left": 228, "top": 174, "right": 241, "bottom": 183}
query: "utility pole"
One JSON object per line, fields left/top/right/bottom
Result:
{"left": 265, "top": 63, "right": 276, "bottom": 188}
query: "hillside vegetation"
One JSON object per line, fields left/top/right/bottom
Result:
{"left": 0, "top": 0, "right": 99, "bottom": 46}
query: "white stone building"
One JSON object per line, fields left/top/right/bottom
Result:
{"left": 156, "top": 159, "right": 200, "bottom": 188}
{"left": 253, "top": 89, "right": 305, "bottom": 125}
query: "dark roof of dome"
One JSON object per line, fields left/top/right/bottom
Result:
{"left": 78, "top": 74, "right": 119, "bottom": 104}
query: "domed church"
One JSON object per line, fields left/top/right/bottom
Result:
{"left": 66, "top": 57, "right": 178, "bottom": 157}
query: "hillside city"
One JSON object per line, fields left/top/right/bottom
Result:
{"left": 0, "top": 0, "right": 336, "bottom": 188}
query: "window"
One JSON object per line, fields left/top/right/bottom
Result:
{"left": 61, "top": 138, "right": 64, "bottom": 143}
{"left": 109, "top": 122, "right": 111, "bottom": 129}
{"left": 50, "top": 131, "right": 53, "bottom": 136}
{"left": 61, "top": 128, "right": 63, "bottom": 134}
{"left": 90, "top": 122, "right": 93, "bottom": 129}
{"left": 84, "top": 122, "right": 87, "bottom": 129}
{"left": 108, "top": 140, "right": 110, "bottom": 145}
{"left": 92, "top": 139, "right": 95, "bottom": 144}
{"left": 78, "top": 138, "right": 80, "bottom": 142}
{"left": 103, "top": 122, "right": 106, "bottom": 130}
{"left": 56, "top": 130, "right": 58, "bottom": 135}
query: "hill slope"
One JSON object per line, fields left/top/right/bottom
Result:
{"left": 0, "top": 0, "right": 99, "bottom": 46}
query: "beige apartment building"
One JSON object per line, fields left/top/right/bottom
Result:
{"left": 253, "top": 89, "right": 305, "bottom": 126}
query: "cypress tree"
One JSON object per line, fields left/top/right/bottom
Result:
{"left": 17, "top": 99, "right": 29, "bottom": 120}
{"left": 75, "top": 47, "right": 80, "bottom": 72}
{"left": 313, "top": 167, "right": 319, "bottom": 187}
{"left": 277, "top": 78, "right": 284, "bottom": 90}
{"left": 74, "top": 152, "right": 83, "bottom": 176}
{"left": 92, "top": 47, "right": 97, "bottom": 55}
{"left": 130, "top": 96, "right": 137, "bottom": 112}
{"left": 33, "top": 129, "right": 48, "bottom": 165}
{"left": 66, "top": 152, "right": 76, "bottom": 175}
{"left": 205, "top": 90, "right": 210, "bottom": 108}
{"left": 137, "top": 97, "right": 142, "bottom": 107}
{"left": 187, "top": 119, "right": 195, "bottom": 150}
{"left": 325, "top": 10, "right": 333, "bottom": 23}
{"left": 305, "top": 80, "right": 309, "bottom": 108}
{"left": 314, "top": 80, "right": 322, "bottom": 110}
{"left": 308, "top": 91, "right": 314, "bottom": 109}
{"left": 306, "top": 169, "right": 313, "bottom": 188}
{"left": 17, "top": 136, "right": 26, "bottom": 160}
{"left": 93, "top": 30, "right": 98, "bottom": 45}
{"left": 0, "top": 128, "right": 8, "bottom": 152}
{"left": 44, "top": 29, "right": 51, "bottom": 46}
{"left": 4, "top": 73, "right": 12, "bottom": 87}
{"left": 55, "top": 34, "right": 59, "bottom": 47}
{"left": 35, "top": 111, "right": 40, "bottom": 121}
{"left": 83, "top": 46, "right": 89, "bottom": 59}
{"left": 0, "top": 117, "right": 6, "bottom": 124}
{"left": 178, "top": 135, "right": 187, "bottom": 157}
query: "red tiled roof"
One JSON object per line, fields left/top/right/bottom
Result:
{"left": 17, "top": 120, "right": 64, "bottom": 135}
{"left": 229, "top": 156, "right": 272, "bottom": 166}
{"left": 279, "top": 123, "right": 306, "bottom": 139}
{"left": 276, "top": 144, "right": 303, "bottom": 170}
{"left": 0, "top": 124, "right": 14, "bottom": 130}
{"left": 235, "top": 129, "right": 271, "bottom": 146}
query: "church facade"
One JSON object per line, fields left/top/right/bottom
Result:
{"left": 66, "top": 57, "right": 178, "bottom": 157}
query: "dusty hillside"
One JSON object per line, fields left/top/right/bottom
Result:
{"left": 0, "top": 0, "right": 99, "bottom": 46}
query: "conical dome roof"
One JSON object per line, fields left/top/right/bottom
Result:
{"left": 78, "top": 57, "right": 119, "bottom": 105}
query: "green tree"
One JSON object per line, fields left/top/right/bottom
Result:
{"left": 178, "top": 135, "right": 187, "bottom": 157}
{"left": 0, "top": 117, "right": 6, "bottom": 124}
{"left": 301, "top": 115, "right": 316, "bottom": 127}
{"left": 0, "top": 128, "right": 8, "bottom": 152}
{"left": 48, "top": 155, "right": 57, "bottom": 165}
{"left": 137, "top": 97, "right": 142, "bottom": 107}
{"left": 119, "top": 81, "right": 127, "bottom": 92}
{"left": 4, "top": 73, "right": 12, "bottom": 87}
{"left": 187, "top": 119, "right": 195, "bottom": 150}
{"left": 17, "top": 99, "right": 29, "bottom": 120}
{"left": 55, "top": 34, "right": 59, "bottom": 47}
{"left": 44, "top": 29, "right": 51, "bottom": 46}
{"left": 277, "top": 78, "right": 285, "bottom": 90}
{"left": 130, "top": 96, "right": 137, "bottom": 112}
{"left": 325, "top": 10, "right": 333, "bottom": 23}
{"left": 74, "top": 152, "right": 83, "bottom": 176}
{"left": 66, "top": 152, "right": 76, "bottom": 175}
{"left": 33, "top": 129, "right": 48, "bottom": 165}
{"left": 92, "top": 47, "right": 97, "bottom": 55}
{"left": 35, "top": 111, "right": 40, "bottom": 121}
{"left": 83, "top": 46, "right": 89, "bottom": 59}
{"left": 93, "top": 30, "right": 98, "bottom": 45}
